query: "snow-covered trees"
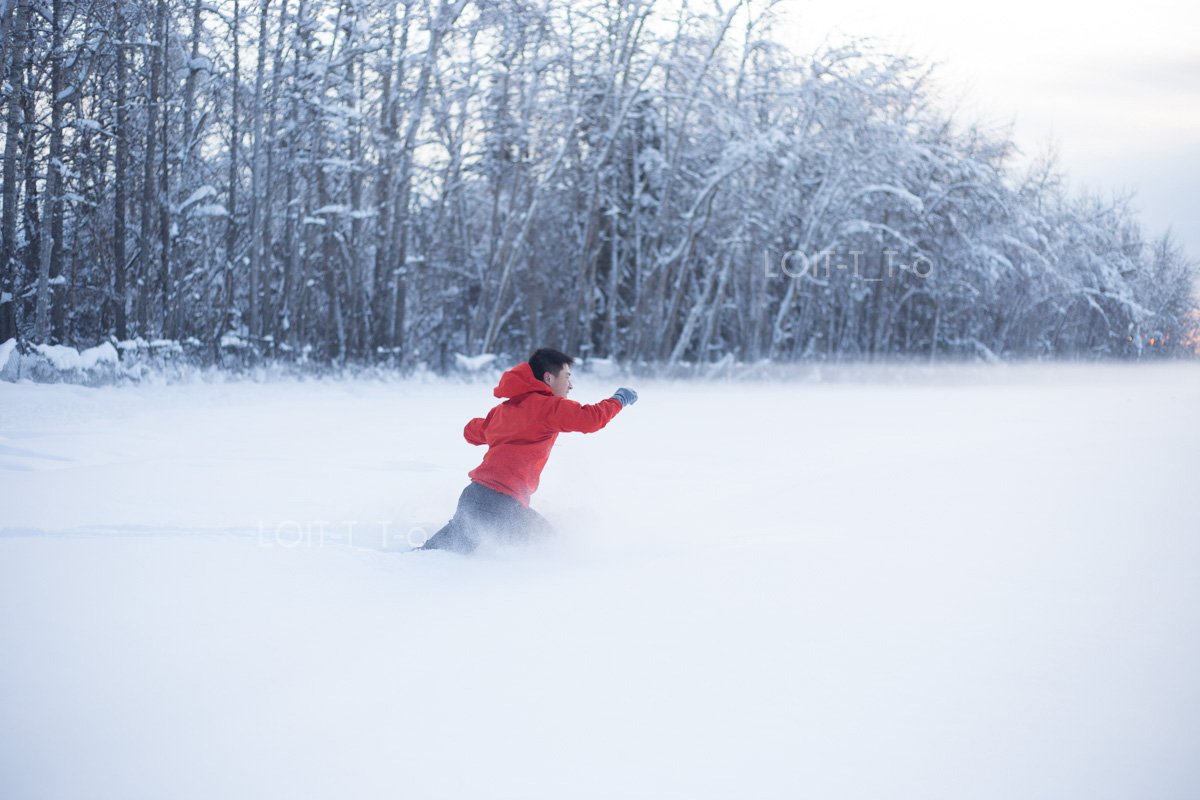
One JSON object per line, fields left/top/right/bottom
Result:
{"left": 0, "top": 0, "right": 1195, "bottom": 367}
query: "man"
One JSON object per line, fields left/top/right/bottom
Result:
{"left": 419, "top": 347, "right": 637, "bottom": 554}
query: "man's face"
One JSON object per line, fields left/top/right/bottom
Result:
{"left": 544, "top": 365, "right": 573, "bottom": 398}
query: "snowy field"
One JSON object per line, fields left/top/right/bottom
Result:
{"left": 2, "top": 363, "right": 1199, "bottom": 800}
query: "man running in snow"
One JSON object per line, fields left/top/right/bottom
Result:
{"left": 419, "top": 347, "right": 637, "bottom": 554}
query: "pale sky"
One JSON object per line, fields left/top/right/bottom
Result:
{"left": 776, "top": 0, "right": 1200, "bottom": 264}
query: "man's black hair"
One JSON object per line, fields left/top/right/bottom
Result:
{"left": 529, "top": 347, "right": 574, "bottom": 383}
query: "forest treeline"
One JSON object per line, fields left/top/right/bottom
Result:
{"left": 1, "top": 0, "right": 1197, "bottom": 368}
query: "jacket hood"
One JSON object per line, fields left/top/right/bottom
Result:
{"left": 494, "top": 362, "right": 553, "bottom": 399}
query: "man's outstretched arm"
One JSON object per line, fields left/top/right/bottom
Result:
{"left": 546, "top": 388, "right": 637, "bottom": 434}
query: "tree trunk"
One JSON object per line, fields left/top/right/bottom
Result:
{"left": 371, "top": 0, "right": 404, "bottom": 354}
{"left": 175, "top": 0, "right": 204, "bottom": 338}
{"left": 224, "top": 0, "right": 241, "bottom": 340}
{"left": 20, "top": 53, "right": 38, "bottom": 331}
{"left": 347, "top": 39, "right": 365, "bottom": 357}
{"left": 260, "top": 0, "right": 289, "bottom": 345}
{"left": 247, "top": 0, "right": 271, "bottom": 343}
{"left": 280, "top": 0, "right": 306, "bottom": 349}
{"left": 156, "top": 0, "right": 172, "bottom": 337}
{"left": 0, "top": 0, "right": 31, "bottom": 342}
{"left": 36, "top": 0, "right": 65, "bottom": 343}
{"left": 139, "top": 0, "right": 165, "bottom": 334}
{"left": 112, "top": 2, "right": 129, "bottom": 340}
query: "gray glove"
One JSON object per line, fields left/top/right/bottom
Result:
{"left": 611, "top": 387, "right": 638, "bottom": 408}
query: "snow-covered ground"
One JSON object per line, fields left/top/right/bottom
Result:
{"left": 2, "top": 363, "right": 1199, "bottom": 799}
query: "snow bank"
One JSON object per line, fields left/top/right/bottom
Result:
{"left": 454, "top": 352, "right": 497, "bottom": 371}
{"left": 0, "top": 337, "right": 221, "bottom": 386}
{"left": 0, "top": 339, "right": 126, "bottom": 385}
{"left": 0, "top": 337, "right": 17, "bottom": 380}
{"left": 582, "top": 356, "right": 618, "bottom": 378}
{"left": 33, "top": 343, "right": 82, "bottom": 371}
{"left": 80, "top": 342, "right": 118, "bottom": 369}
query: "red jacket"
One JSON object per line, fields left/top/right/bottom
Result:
{"left": 464, "top": 362, "right": 622, "bottom": 506}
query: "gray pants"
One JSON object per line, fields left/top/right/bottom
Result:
{"left": 419, "top": 482, "right": 552, "bottom": 554}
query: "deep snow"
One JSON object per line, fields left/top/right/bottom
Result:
{"left": 2, "top": 363, "right": 1199, "bottom": 799}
